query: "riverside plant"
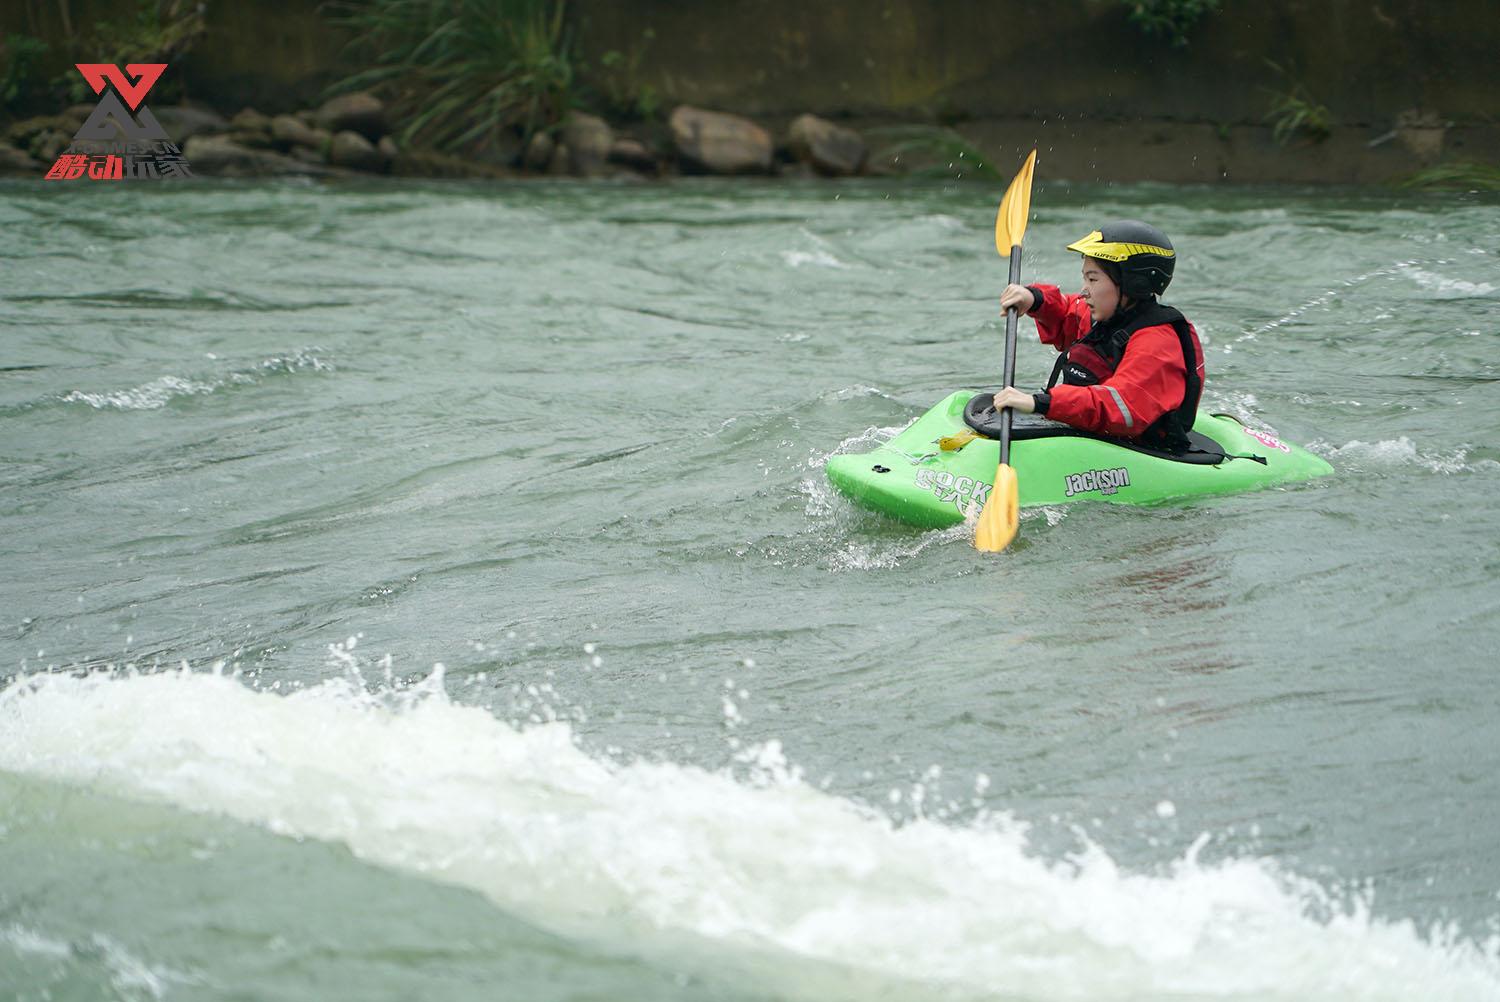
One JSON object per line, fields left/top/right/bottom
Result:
{"left": 1263, "top": 60, "right": 1332, "bottom": 146}
{"left": 3, "top": 0, "right": 204, "bottom": 113}
{"left": 326, "top": 0, "right": 574, "bottom": 152}
{"left": 593, "top": 28, "right": 659, "bottom": 123}
{"left": 865, "top": 125, "right": 1004, "bottom": 182}
{"left": 0, "top": 34, "right": 50, "bottom": 115}
{"left": 1400, "top": 161, "right": 1500, "bottom": 192}
{"left": 1265, "top": 89, "right": 1332, "bottom": 145}
{"left": 1117, "top": 0, "right": 1222, "bottom": 47}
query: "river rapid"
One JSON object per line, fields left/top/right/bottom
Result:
{"left": 2, "top": 176, "right": 1499, "bottom": 1001}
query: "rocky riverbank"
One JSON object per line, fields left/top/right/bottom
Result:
{"left": 4, "top": 87, "right": 1490, "bottom": 188}
{"left": 0, "top": 90, "right": 882, "bottom": 181}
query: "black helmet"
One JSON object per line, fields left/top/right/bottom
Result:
{"left": 1067, "top": 220, "right": 1175, "bottom": 298}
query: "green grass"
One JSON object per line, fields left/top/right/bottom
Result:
{"left": 1265, "top": 91, "right": 1332, "bottom": 145}
{"left": 1118, "top": 0, "right": 1221, "bottom": 47}
{"left": 1262, "top": 62, "right": 1331, "bottom": 145}
{"left": 326, "top": 0, "right": 574, "bottom": 152}
{"left": 1400, "top": 161, "right": 1500, "bottom": 191}
{"left": 866, "top": 125, "right": 1004, "bottom": 181}
{"left": 591, "top": 28, "right": 658, "bottom": 122}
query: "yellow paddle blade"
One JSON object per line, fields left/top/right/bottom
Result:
{"left": 994, "top": 148, "right": 1038, "bottom": 257}
{"left": 973, "top": 463, "right": 1020, "bottom": 552}
{"left": 938, "top": 429, "right": 980, "bottom": 451}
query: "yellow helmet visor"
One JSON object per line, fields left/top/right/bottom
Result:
{"left": 1066, "top": 230, "right": 1175, "bottom": 263}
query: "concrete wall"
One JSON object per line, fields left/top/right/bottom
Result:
{"left": 5, "top": 0, "right": 1488, "bottom": 124}
{"left": 569, "top": 0, "right": 1492, "bottom": 126}
{"left": 3, "top": 0, "right": 350, "bottom": 110}
{"left": 4, "top": 0, "right": 1492, "bottom": 181}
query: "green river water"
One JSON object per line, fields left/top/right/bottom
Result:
{"left": 2, "top": 177, "right": 1499, "bottom": 1001}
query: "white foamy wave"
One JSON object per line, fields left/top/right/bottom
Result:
{"left": 1313, "top": 437, "right": 1498, "bottom": 476}
{"left": 797, "top": 475, "right": 839, "bottom": 520}
{"left": 1039, "top": 504, "right": 1070, "bottom": 527}
{"left": 2, "top": 670, "right": 1498, "bottom": 1002}
{"left": 822, "top": 423, "right": 906, "bottom": 457}
{"left": 1402, "top": 265, "right": 1496, "bottom": 298}
{"left": 781, "top": 249, "right": 848, "bottom": 270}
{"left": 822, "top": 384, "right": 889, "bottom": 402}
{"left": 828, "top": 520, "right": 970, "bottom": 571}
{"left": 2, "top": 923, "right": 71, "bottom": 960}
{"left": 62, "top": 374, "right": 219, "bottom": 410}
{"left": 0, "top": 922, "right": 199, "bottom": 999}
{"left": 60, "top": 349, "right": 332, "bottom": 410}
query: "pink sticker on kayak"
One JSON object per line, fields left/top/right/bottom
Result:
{"left": 1244, "top": 428, "right": 1291, "bottom": 453}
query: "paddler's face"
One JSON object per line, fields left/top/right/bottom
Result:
{"left": 1080, "top": 257, "right": 1121, "bottom": 323}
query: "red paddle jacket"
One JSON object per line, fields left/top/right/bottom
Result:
{"left": 1026, "top": 284, "right": 1206, "bottom": 440}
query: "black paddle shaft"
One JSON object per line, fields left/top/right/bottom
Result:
{"left": 999, "top": 246, "right": 1023, "bottom": 465}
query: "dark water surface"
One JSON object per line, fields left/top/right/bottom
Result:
{"left": 2, "top": 177, "right": 1499, "bottom": 1001}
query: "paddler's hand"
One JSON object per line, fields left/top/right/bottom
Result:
{"left": 991, "top": 387, "right": 1036, "bottom": 414}
{"left": 1000, "top": 284, "right": 1035, "bottom": 314}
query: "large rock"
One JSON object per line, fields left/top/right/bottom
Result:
{"left": 315, "top": 92, "right": 386, "bottom": 142}
{"left": 29, "top": 130, "right": 70, "bottom": 163}
{"left": 523, "top": 131, "right": 554, "bottom": 172}
{"left": 231, "top": 108, "right": 273, "bottom": 133}
{"left": 225, "top": 129, "right": 276, "bottom": 150}
{"left": 289, "top": 146, "right": 327, "bottom": 167}
{"left": 561, "top": 112, "right": 612, "bottom": 175}
{"left": 669, "top": 106, "right": 772, "bottom": 174}
{"left": 7, "top": 114, "right": 79, "bottom": 145}
{"left": 471, "top": 126, "right": 524, "bottom": 168}
{"left": 270, "top": 114, "right": 329, "bottom": 152}
{"left": 328, "top": 130, "right": 384, "bottom": 172}
{"left": 152, "top": 105, "right": 230, "bottom": 142}
{"left": 183, "top": 135, "right": 326, "bottom": 177}
{"left": 786, "top": 113, "right": 867, "bottom": 176}
{"left": 608, "top": 137, "right": 658, "bottom": 173}
{"left": 0, "top": 143, "right": 41, "bottom": 176}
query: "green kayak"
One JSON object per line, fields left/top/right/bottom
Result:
{"left": 825, "top": 390, "right": 1334, "bottom": 528}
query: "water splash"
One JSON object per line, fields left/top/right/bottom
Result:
{"left": 2, "top": 669, "right": 1497, "bottom": 1001}
{"left": 62, "top": 374, "right": 219, "bottom": 410}
{"left": 59, "top": 349, "right": 332, "bottom": 411}
{"left": 1, "top": 923, "right": 201, "bottom": 999}
{"left": 781, "top": 249, "right": 848, "bottom": 270}
{"left": 1312, "top": 437, "right": 1499, "bottom": 476}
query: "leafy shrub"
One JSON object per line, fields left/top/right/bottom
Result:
{"left": 1, "top": 34, "right": 51, "bottom": 115}
{"left": 1117, "top": 0, "right": 1221, "bottom": 47}
{"left": 326, "top": 0, "right": 574, "bottom": 152}
{"left": 1263, "top": 62, "right": 1332, "bottom": 145}
{"left": 593, "top": 29, "right": 658, "bottom": 122}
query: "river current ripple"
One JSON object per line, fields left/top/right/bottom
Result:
{"left": 2, "top": 178, "right": 1499, "bottom": 1001}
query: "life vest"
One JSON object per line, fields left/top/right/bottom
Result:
{"left": 1046, "top": 300, "right": 1202, "bottom": 451}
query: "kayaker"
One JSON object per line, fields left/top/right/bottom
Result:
{"left": 989, "top": 220, "right": 1205, "bottom": 451}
